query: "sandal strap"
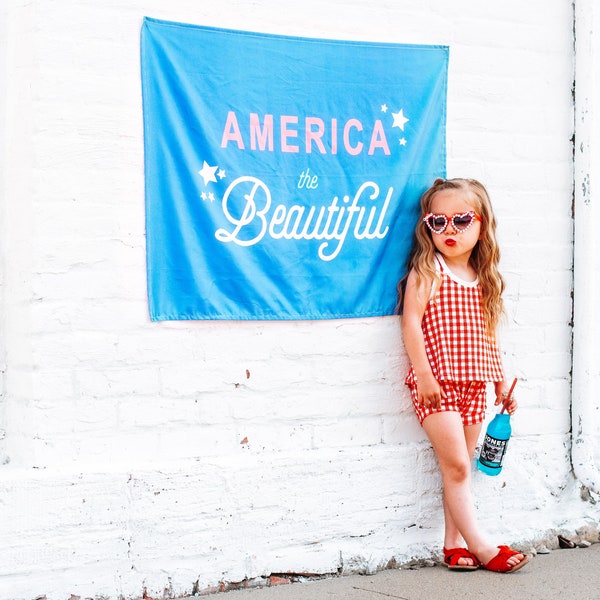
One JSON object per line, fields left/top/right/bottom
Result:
{"left": 443, "top": 546, "right": 479, "bottom": 566}
{"left": 484, "top": 545, "right": 524, "bottom": 572}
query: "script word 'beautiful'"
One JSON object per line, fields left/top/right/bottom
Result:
{"left": 215, "top": 177, "right": 392, "bottom": 261}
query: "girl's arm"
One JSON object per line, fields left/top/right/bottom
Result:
{"left": 401, "top": 269, "right": 445, "bottom": 409}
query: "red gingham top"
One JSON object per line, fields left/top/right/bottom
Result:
{"left": 406, "top": 254, "right": 504, "bottom": 385}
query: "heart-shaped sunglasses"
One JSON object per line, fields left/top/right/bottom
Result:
{"left": 423, "top": 211, "right": 482, "bottom": 234}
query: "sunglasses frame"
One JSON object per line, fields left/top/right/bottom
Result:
{"left": 422, "top": 211, "right": 482, "bottom": 235}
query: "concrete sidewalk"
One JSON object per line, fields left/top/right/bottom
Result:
{"left": 207, "top": 543, "right": 600, "bottom": 600}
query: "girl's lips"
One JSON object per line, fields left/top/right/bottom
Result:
{"left": 445, "top": 239, "right": 456, "bottom": 247}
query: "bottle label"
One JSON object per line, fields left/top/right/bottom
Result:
{"left": 479, "top": 433, "right": 508, "bottom": 469}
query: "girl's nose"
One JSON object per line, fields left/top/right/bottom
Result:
{"left": 444, "top": 221, "right": 457, "bottom": 234}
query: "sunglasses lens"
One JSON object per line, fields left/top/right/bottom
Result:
{"left": 453, "top": 213, "right": 474, "bottom": 230}
{"left": 428, "top": 215, "right": 447, "bottom": 232}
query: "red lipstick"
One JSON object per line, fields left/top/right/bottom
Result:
{"left": 445, "top": 239, "right": 456, "bottom": 247}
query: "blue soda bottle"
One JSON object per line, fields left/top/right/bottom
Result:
{"left": 477, "top": 378, "right": 517, "bottom": 476}
{"left": 477, "top": 413, "right": 512, "bottom": 476}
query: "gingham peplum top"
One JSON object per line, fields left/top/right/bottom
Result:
{"left": 406, "top": 254, "right": 505, "bottom": 385}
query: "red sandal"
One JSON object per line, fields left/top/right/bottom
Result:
{"left": 482, "top": 545, "right": 530, "bottom": 573}
{"left": 443, "top": 547, "right": 480, "bottom": 571}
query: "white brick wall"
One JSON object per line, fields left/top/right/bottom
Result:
{"left": 2, "top": 1, "right": 598, "bottom": 599}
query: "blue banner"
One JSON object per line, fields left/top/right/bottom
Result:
{"left": 141, "top": 17, "right": 447, "bottom": 321}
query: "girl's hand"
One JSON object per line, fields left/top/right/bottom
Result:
{"left": 494, "top": 381, "right": 518, "bottom": 415}
{"left": 416, "top": 374, "right": 446, "bottom": 409}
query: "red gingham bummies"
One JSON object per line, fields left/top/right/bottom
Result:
{"left": 405, "top": 254, "right": 504, "bottom": 426}
{"left": 409, "top": 380, "right": 488, "bottom": 426}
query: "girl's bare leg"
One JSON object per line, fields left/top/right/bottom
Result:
{"left": 440, "top": 422, "right": 482, "bottom": 563}
{"left": 422, "top": 411, "right": 525, "bottom": 568}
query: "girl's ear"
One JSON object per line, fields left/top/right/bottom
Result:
{"left": 478, "top": 218, "right": 485, "bottom": 240}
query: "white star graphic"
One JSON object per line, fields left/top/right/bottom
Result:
{"left": 218, "top": 169, "right": 226, "bottom": 180}
{"left": 381, "top": 104, "right": 388, "bottom": 113}
{"left": 399, "top": 138, "right": 407, "bottom": 146}
{"left": 392, "top": 109, "right": 410, "bottom": 131}
{"left": 198, "top": 161, "right": 218, "bottom": 186}
{"left": 201, "top": 192, "right": 208, "bottom": 201}
{"left": 208, "top": 192, "right": 215, "bottom": 202}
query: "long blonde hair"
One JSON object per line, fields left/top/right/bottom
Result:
{"left": 398, "top": 178, "right": 505, "bottom": 335}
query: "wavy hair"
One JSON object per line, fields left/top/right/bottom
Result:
{"left": 397, "top": 178, "right": 505, "bottom": 336}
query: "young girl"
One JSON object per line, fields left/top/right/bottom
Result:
{"left": 400, "top": 177, "right": 530, "bottom": 573}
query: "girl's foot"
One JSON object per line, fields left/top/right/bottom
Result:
{"left": 480, "top": 545, "right": 530, "bottom": 573}
{"left": 443, "top": 547, "right": 480, "bottom": 570}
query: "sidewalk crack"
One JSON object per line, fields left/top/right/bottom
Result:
{"left": 352, "top": 586, "right": 409, "bottom": 599}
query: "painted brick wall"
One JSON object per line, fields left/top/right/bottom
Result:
{"left": 1, "top": 1, "right": 597, "bottom": 599}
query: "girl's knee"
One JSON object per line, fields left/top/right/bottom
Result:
{"left": 441, "top": 459, "right": 471, "bottom": 484}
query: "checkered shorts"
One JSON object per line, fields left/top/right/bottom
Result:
{"left": 408, "top": 380, "right": 488, "bottom": 426}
